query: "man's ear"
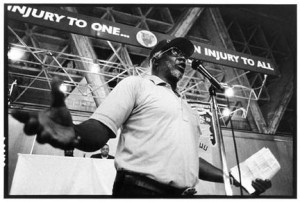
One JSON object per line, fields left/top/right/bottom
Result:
{"left": 151, "top": 58, "right": 159, "bottom": 73}
{"left": 152, "top": 58, "right": 158, "bottom": 66}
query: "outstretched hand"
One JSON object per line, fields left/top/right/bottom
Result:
{"left": 230, "top": 174, "right": 272, "bottom": 196}
{"left": 11, "top": 77, "right": 79, "bottom": 150}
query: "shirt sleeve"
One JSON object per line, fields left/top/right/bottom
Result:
{"left": 90, "top": 76, "right": 141, "bottom": 136}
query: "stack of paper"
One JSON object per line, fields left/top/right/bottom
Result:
{"left": 230, "top": 147, "right": 281, "bottom": 194}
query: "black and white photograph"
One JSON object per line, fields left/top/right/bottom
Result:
{"left": 3, "top": 3, "right": 297, "bottom": 198}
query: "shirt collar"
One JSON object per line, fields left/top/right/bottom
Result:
{"left": 146, "top": 75, "right": 181, "bottom": 97}
{"left": 147, "top": 75, "right": 167, "bottom": 86}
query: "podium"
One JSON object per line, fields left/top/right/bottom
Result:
{"left": 10, "top": 154, "right": 116, "bottom": 195}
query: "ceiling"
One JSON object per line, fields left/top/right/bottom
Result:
{"left": 6, "top": 5, "right": 296, "bottom": 135}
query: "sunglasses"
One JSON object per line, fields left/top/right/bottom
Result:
{"left": 159, "top": 47, "right": 187, "bottom": 59}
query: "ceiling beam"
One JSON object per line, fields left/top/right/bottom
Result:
{"left": 169, "top": 7, "right": 205, "bottom": 37}
{"left": 63, "top": 7, "right": 110, "bottom": 107}
{"left": 262, "top": 55, "right": 295, "bottom": 134}
{"left": 267, "top": 77, "right": 294, "bottom": 134}
{"left": 168, "top": 7, "right": 206, "bottom": 90}
{"left": 208, "top": 8, "right": 268, "bottom": 133}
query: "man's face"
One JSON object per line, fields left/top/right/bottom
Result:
{"left": 157, "top": 47, "right": 187, "bottom": 82}
{"left": 101, "top": 145, "right": 109, "bottom": 156}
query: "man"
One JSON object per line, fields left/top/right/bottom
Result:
{"left": 11, "top": 37, "right": 271, "bottom": 197}
{"left": 64, "top": 149, "right": 74, "bottom": 157}
{"left": 91, "top": 144, "right": 114, "bottom": 159}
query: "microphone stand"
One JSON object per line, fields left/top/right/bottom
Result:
{"left": 209, "top": 86, "right": 233, "bottom": 196}
{"left": 193, "top": 60, "right": 233, "bottom": 195}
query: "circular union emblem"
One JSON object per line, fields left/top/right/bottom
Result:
{"left": 136, "top": 30, "right": 157, "bottom": 48}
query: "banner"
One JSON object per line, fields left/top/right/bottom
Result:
{"left": 189, "top": 101, "right": 216, "bottom": 157}
{"left": 7, "top": 5, "right": 278, "bottom": 76}
{"left": 190, "top": 101, "right": 226, "bottom": 195}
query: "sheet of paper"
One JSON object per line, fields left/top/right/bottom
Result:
{"left": 230, "top": 147, "right": 281, "bottom": 194}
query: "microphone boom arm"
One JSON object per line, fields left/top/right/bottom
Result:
{"left": 191, "top": 60, "right": 224, "bottom": 91}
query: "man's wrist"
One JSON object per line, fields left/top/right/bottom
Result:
{"left": 70, "top": 124, "right": 80, "bottom": 149}
{"left": 72, "top": 133, "right": 81, "bottom": 148}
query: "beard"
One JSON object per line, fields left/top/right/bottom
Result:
{"left": 165, "top": 61, "right": 183, "bottom": 81}
{"left": 171, "top": 69, "right": 183, "bottom": 80}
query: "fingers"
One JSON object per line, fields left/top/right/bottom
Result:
{"left": 252, "top": 181, "right": 264, "bottom": 193}
{"left": 50, "top": 77, "right": 66, "bottom": 108}
{"left": 50, "top": 77, "right": 73, "bottom": 126}
{"left": 24, "top": 117, "right": 41, "bottom": 135}
{"left": 36, "top": 130, "right": 52, "bottom": 144}
{"left": 11, "top": 109, "right": 32, "bottom": 124}
{"left": 36, "top": 126, "right": 75, "bottom": 150}
{"left": 253, "top": 179, "right": 272, "bottom": 189}
{"left": 266, "top": 179, "right": 272, "bottom": 188}
{"left": 11, "top": 109, "right": 40, "bottom": 135}
{"left": 36, "top": 129, "right": 63, "bottom": 148}
{"left": 37, "top": 111, "right": 75, "bottom": 150}
{"left": 252, "top": 179, "right": 272, "bottom": 195}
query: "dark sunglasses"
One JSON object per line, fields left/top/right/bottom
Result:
{"left": 161, "top": 47, "right": 186, "bottom": 58}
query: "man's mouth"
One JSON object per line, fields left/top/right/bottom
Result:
{"left": 176, "top": 63, "right": 186, "bottom": 73}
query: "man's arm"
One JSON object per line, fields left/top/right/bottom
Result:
{"left": 74, "top": 119, "right": 113, "bottom": 151}
{"left": 198, "top": 157, "right": 224, "bottom": 183}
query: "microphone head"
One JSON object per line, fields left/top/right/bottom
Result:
{"left": 191, "top": 59, "right": 202, "bottom": 70}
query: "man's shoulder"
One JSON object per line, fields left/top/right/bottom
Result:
{"left": 121, "top": 76, "right": 147, "bottom": 83}
{"left": 117, "top": 76, "right": 152, "bottom": 88}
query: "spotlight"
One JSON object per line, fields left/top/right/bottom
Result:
{"left": 90, "top": 64, "right": 99, "bottom": 73}
{"left": 59, "top": 83, "right": 68, "bottom": 93}
{"left": 90, "top": 59, "right": 99, "bottom": 73}
{"left": 8, "top": 47, "right": 25, "bottom": 61}
{"left": 224, "top": 87, "right": 234, "bottom": 97}
{"left": 222, "top": 108, "right": 231, "bottom": 117}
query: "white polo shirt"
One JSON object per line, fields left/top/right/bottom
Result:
{"left": 90, "top": 75, "right": 201, "bottom": 189}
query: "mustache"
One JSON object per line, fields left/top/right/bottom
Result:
{"left": 175, "top": 59, "right": 186, "bottom": 71}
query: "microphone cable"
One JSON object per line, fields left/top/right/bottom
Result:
{"left": 226, "top": 97, "right": 243, "bottom": 195}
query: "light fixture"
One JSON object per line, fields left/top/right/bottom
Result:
{"left": 90, "top": 58, "right": 99, "bottom": 73}
{"left": 224, "top": 86, "right": 234, "bottom": 97}
{"left": 59, "top": 83, "right": 68, "bottom": 93}
{"left": 222, "top": 108, "right": 231, "bottom": 117}
{"left": 8, "top": 47, "right": 25, "bottom": 61}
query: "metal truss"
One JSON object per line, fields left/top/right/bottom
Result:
{"left": 8, "top": 24, "right": 268, "bottom": 122}
{"left": 7, "top": 5, "right": 295, "bottom": 134}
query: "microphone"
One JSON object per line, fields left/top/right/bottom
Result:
{"left": 191, "top": 60, "right": 224, "bottom": 91}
